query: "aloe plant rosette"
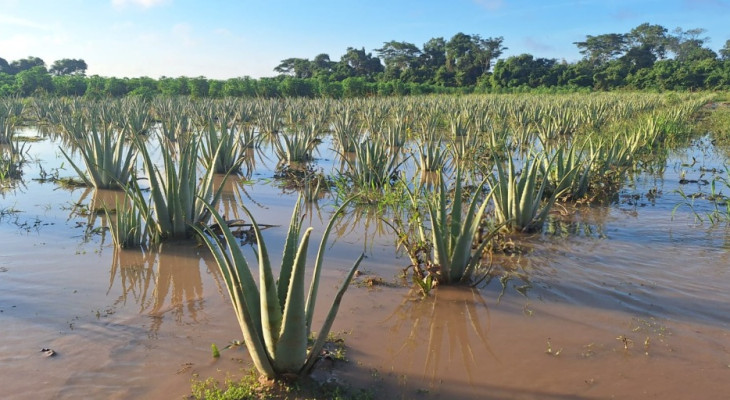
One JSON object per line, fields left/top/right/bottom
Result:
{"left": 195, "top": 198, "right": 363, "bottom": 379}
{"left": 426, "top": 169, "right": 499, "bottom": 284}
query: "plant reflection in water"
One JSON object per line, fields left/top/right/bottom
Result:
{"left": 383, "top": 286, "right": 495, "bottom": 387}
{"left": 108, "top": 243, "right": 225, "bottom": 336}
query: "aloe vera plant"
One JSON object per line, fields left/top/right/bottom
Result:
{"left": 104, "top": 192, "right": 148, "bottom": 248}
{"left": 0, "top": 99, "right": 24, "bottom": 145}
{"left": 425, "top": 169, "right": 500, "bottom": 284}
{"left": 194, "top": 198, "right": 364, "bottom": 379}
{"left": 340, "top": 139, "right": 403, "bottom": 190}
{"left": 0, "top": 141, "right": 27, "bottom": 182}
{"left": 543, "top": 143, "right": 592, "bottom": 201}
{"left": 489, "top": 153, "right": 565, "bottom": 233}
{"left": 200, "top": 119, "right": 246, "bottom": 174}
{"left": 393, "top": 169, "right": 500, "bottom": 288}
{"left": 331, "top": 105, "right": 359, "bottom": 153}
{"left": 255, "top": 99, "right": 284, "bottom": 135}
{"left": 274, "top": 123, "right": 319, "bottom": 166}
{"left": 59, "top": 117, "right": 137, "bottom": 189}
{"left": 133, "top": 133, "right": 232, "bottom": 241}
{"left": 416, "top": 140, "right": 448, "bottom": 172}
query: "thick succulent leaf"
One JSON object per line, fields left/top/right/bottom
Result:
{"left": 59, "top": 147, "right": 93, "bottom": 187}
{"left": 305, "top": 197, "right": 356, "bottom": 334}
{"left": 449, "top": 180, "right": 489, "bottom": 282}
{"left": 278, "top": 199, "right": 304, "bottom": 309}
{"left": 274, "top": 227, "right": 312, "bottom": 373}
{"left": 192, "top": 203, "right": 275, "bottom": 378}
{"left": 301, "top": 253, "right": 364, "bottom": 375}
{"left": 238, "top": 203, "right": 281, "bottom": 359}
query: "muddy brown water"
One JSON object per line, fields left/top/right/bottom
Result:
{"left": 1, "top": 133, "right": 730, "bottom": 399}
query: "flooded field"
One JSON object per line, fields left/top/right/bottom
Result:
{"left": 1, "top": 95, "right": 730, "bottom": 399}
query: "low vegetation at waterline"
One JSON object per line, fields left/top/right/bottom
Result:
{"left": 3, "top": 92, "right": 721, "bottom": 243}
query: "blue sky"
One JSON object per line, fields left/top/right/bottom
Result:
{"left": 1, "top": 0, "right": 728, "bottom": 79}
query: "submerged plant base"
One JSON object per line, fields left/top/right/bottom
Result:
{"left": 56, "top": 176, "right": 89, "bottom": 189}
{"left": 191, "top": 361, "right": 375, "bottom": 400}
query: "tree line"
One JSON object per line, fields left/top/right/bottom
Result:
{"left": 2, "top": 23, "right": 730, "bottom": 98}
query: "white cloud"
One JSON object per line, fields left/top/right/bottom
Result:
{"left": 0, "top": 31, "right": 74, "bottom": 63}
{"left": 0, "top": 34, "right": 39, "bottom": 56}
{"left": 0, "top": 14, "right": 51, "bottom": 30}
{"left": 111, "top": 0, "right": 170, "bottom": 9}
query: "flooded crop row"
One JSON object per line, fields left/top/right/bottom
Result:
{"left": 1, "top": 94, "right": 729, "bottom": 399}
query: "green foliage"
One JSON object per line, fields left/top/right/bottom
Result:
{"left": 132, "top": 132, "right": 227, "bottom": 241}
{"left": 191, "top": 373, "right": 269, "bottom": 400}
{"left": 274, "top": 124, "right": 320, "bottom": 166}
{"left": 190, "top": 367, "right": 375, "bottom": 400}
{"left": 338, "top": 139, "right": 403, "bottom": 193}
{"left": 0, "top": 140, "right": 27, "bottom": 183}
{"left": 59, "top": 118, "right": 137, "bottom": 189}
{"left": 201, "top": 118, "right": 246, "bottom": 174}
{"left": 105, "top": 193, "right": 148, "bottom": 249}
{"left": 425, "top": 169, "right": 500, "bottom": 284}
{"left": 489, "top": 153, "right": 564, "bottom": 233}
{"left": 193, "top": 198, "right": 364, "bottom": 379}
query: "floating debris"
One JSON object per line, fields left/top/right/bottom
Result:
{"left": 40, "top": 348, "right": 56, "bottom": 357}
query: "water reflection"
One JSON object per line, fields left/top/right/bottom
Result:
{"left": 108, "top": 242, "right": 224, "bottom": 335}
{"left": 72, "top": 188, "right": 133, "bottom": 242}
{"left": 543, "top": 211, "right": 607, "bottom": 238}
{"left": 416, "top": 170, "right": 440, "bottom": 192}
{"left": 333, "top": 204, "right": 391, "bottom": 252}
{"left": 214, "top": 174, "right": 248, "bottom": 222}
{"left": 108, "top": 248, "right": 155, "bottom": 311}
{"left": 383, "top": 287, "right": 494, "bottom": 386}
{"left": 490, "top": 254, "right": 536, "bottom": 299}
{"left": 242, "top": 147, "right": 257, "bottom": 177}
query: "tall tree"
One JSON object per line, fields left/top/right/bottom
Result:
{"left": 0, "top": 57, "right": 10, "bottom": 74}
{"left": 628, "top": 23, "right": 670, "bottom": 60}
{"left": 311, "top": 53, "right": 334, "bottom": 77}
{"left": 475, "top": 36, "right": 507, "bottom": 73}
{"left": 49, "top": 58, "right": 88, "bottom": 76}
{"left": 338, "top": 47, "right": 383, "bottom": 79}
{"left": 375, "top": 40, "right": 422, "bottom": 79}
{"left": 720, "top": 39, "right": 730, "bottom": 61}
{"left": 669, "top": 28, "right": 717, "bottom": 61}
{"left": 574, "top": 33, "right": 628, "bottom": 65}
{"left": 445, "top": 33, "right": 506, "bottom": 86}
{"left": 274, "top": 58, "right": 313, "bottom": 78}
{"left": 9, "top": 56, "right": 46, "bottom": 74}
{"left": 620, "top": 45, "right": 657, "bottom": 72}
{"left": 421, "top": 37, "right": 446, "bottom": 69}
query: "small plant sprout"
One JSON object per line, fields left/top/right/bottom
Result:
{"left": 545, "top": 339, "right": 562, "bottom": 356}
